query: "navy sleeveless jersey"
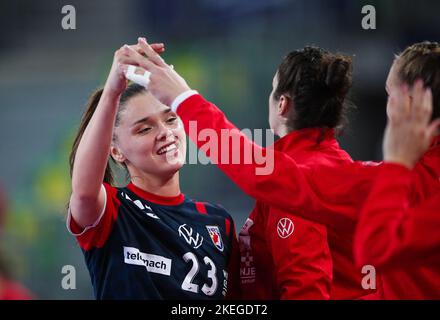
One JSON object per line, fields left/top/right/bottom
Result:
{"left": 67, "top": 182, "right": 238, "bottom": 300}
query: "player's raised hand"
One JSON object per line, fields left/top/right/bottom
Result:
{"left": 103, "top": 42, "right": 165, "bottom": 98}
{"left": 384, "top": 79, "right": 440, "bottom": 169}
{"left": 132, "top": 37, "right": 191, "bottom": 106}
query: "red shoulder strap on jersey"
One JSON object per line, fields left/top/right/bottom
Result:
{"left": 195, "top": 201, "right": 208, "bottom": 215}
{"left": 225, "top": 217, "right": 231, "bottom": 237}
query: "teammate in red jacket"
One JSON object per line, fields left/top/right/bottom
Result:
{"left": 126, "top": 40, "right": 440, "bottom": 299}
{"left": 240, "top": 128, "right": 347, "bottom": 299}
{"left": 354, "top": 71, "right": 440, "bottom": 299}
{"left": 239, "top": 47, "right": 356, "bottom": 300}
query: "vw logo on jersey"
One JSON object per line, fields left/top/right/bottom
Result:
{"left": 277, "top": 218, "right": 294, "bottom": 239}
{"left": 178, "top": 224, "right": 204, "bottom": 249}
{"left": 206, "top": 225, "right": 224, "bottom": 252}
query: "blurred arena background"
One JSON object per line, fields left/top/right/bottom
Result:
{"left": 0, "top": 0, "right": 439, "bottom": 299}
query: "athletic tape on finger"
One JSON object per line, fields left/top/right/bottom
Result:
{"left": 125, "top": 65, "right": 151, "bottom": 88}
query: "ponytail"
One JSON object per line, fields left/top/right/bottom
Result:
{"left": 69, "top": 88, "right": 116, "bottom": 186}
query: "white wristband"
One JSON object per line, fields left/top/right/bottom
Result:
{"left": 171, "top": 90, "right": 198, "bottom": 112}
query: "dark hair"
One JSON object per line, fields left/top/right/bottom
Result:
{"left": 274, "top": 46, "right": 353, "bottom": 132}
{"left": 69, "top": 83, "right": 146, "bottom": 186}
{"left": 396, "top": 41, "right": 440, "bottom": 119}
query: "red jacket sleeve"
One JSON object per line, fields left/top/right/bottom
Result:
{"left": 177, "top": 94, "right": 377, "bottom": 232}
{"left": 354, "top": 163, "right": 440, "bottom": 269}
{"left": 267, "top": 207, "right": 332, "bottom": 299}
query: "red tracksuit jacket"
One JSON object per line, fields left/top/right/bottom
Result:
{"left": 176, "top": 94, "right": 440, "bottom": 299}
{"left": 239, "top": 128, "right": 345, "bottom": 299}
{"left": 354, "top": 162, "right": 440, "bottom": 299}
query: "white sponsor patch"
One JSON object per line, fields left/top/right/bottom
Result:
{"left": 277, "top": 218, "right": 294, "bottom": 238}
{"left": 123, "top": 246, "right": 172, "bottom": 276}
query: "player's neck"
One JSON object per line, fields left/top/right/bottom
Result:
{"left": 130, "top": 171, "right": 181, "bottom": 197}
{"left": 274, "top": 121, "right": 293, "bottom": 138}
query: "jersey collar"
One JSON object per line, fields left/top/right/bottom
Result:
{"left": 127, "top": 182, "right": 185, "bottom": 206}
{"left": 273, "top": 127, "right": 338, "bottom": 153}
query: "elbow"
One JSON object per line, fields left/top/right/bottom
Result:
{"left": 71, "top": 176, "right": 102, "bottom": 201}
{"left": 69, "top": 194, "right": 96, "bottom": 214}
{"left": 70, "top": 188, "right": 101, "bottom": 207}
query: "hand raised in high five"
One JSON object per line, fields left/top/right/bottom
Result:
{"left": 118, "top": 37, "right": 191, "bottom": 106}
{"left": 103, "top": 42, "right": 166, "bottom": 98}
{"left": 384, "top": 79, "right": 440, "bottom": 169}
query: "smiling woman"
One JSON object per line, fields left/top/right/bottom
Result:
{"left": 109, "top": 88, "right": 186, "bottom": 184}
{"left": 66, "top": 42, "right": 240, "bottom": 300}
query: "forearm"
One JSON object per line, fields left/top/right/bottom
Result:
{"left": 177, "top": 94, "right": 358, "bottom": 230}
{"left": 178, "top": 95, "right": 308, "bottom": 206}
{"left": 71, "top": 89, "right": 120, "bottom": 199}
